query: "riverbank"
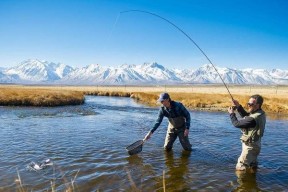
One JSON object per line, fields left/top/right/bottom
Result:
{"left": 0, "top": 84, "right": 288, "bottom": 114}
{"left": 0, "top": 85, "right": 84, "bottom": 106}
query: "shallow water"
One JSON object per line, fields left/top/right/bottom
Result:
{"left": 0, "top": 96, "right": 287, "bottom": 191}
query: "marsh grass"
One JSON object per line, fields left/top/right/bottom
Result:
{"left": 130, "top": 91, "right": 288, "bottom": 114}
{"left": 84, "top": 90, "right": 130, "bottom": 97}
{"left": 1, "top": 85, "right": 287, "bottom": 114}
{"left": 0, "top": 87, "right": 84, "bottom": 106}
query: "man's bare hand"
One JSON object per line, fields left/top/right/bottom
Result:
{"left": 228, "top": 106, "right": 235, "bottom": 114}
{"left": 184, "top": 128, "right": 189, "bottom": 137}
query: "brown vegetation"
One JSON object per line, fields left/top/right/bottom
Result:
{"left": 130, "top": 92, "right": 288, "bottom": 114}
{"left": 0, "top": 85, "right": 288, "bottom": 114}
{"left": 0, "top": 86, "right": 84, "bottom": 107}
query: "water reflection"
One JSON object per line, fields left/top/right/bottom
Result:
{"left": 233, "top": 170, "right": 262, "bottom": 192}
{"left": 124, "top": 155, "right": 155, "bottom": 191}
{"left": 164, "top": 151, "right": 191, "bottom": 191}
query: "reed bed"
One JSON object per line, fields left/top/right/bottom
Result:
{"left": 0, "top": 85, "right": 287, "bottom": 114}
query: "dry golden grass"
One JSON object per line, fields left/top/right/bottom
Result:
{"left": 131, "top": 92, "right": 288, "bottom": 114}
{"left": 1, "top": 84, "right": 288, "bottom": 114}
{"left": 0, "top": 86, "right": 84, "bottom": 107}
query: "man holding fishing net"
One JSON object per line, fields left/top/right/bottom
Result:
{"left": 144, "top": 92, "right": 192, "bottom": 151}
{"left": 228, "top": 94, "right": 266, "bottom": 171}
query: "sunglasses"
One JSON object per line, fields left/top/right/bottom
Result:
{"left": 247, "top": 102, "right": 255, "bottom": 107}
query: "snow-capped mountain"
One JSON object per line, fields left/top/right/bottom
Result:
{"left": 4, "top": 59, "right": 74, "bottom": 82}
{"left": 59, "top": 62, "right": 182, "bottom": 84}
{"left": 0, "top": 59, "right": 287, "bottom": 85}
{"left": 186, "top": 64, "right": 281, "bottom": 85}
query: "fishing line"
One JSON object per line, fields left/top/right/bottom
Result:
{"left": 102, "top": 13, "right": 121, "bottom": 52}
{"left": 119, "top": 10, "right": 234, "bottom": 100}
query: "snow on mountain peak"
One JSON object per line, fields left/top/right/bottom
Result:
{"left": 4, "top": 59, "right": 74, "bottom": 82}
{"left": 1, "top": 59, "right": 287, "bottom": 85}
{"left": 85, "top": 64, "right": 101, "bottom": 71}
{"left": 120, "top": 63, "right": 136, "bottom": 68}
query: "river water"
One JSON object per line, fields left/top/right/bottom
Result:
{"left": 0, "top": 96, "right": 287, "bottom": 191}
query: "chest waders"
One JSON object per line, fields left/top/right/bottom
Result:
{"left": 168, "top": 116, "right": 186, "bottom": 130}
{"left": 164, "top": 116, "right": 192, "bottom": 151}
{"left": 236, "top": 109, "right": 266, "bottom": 170}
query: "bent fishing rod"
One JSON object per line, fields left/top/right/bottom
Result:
{"left": 119, "top": 10, "right": 234, "bottom": 100}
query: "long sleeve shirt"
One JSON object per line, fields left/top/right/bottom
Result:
{"left": 151, "top": 101, "right": 191, "bottom": 133}
{"left": 230, "top": 105, "right": 256, "bottom": 128}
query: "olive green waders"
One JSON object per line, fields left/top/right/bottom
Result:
{"left": 236, "top": 140, "right": 261, "bottom": 170}
{"left": 164, "top": 116, "right": 192, "bottom": 151}
{"left": 236, "top": 110, "right": 265, "bottom": 170}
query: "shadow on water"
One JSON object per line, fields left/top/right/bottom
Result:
{"left": 122, "top": 151, "right": 192, "bottom": 192}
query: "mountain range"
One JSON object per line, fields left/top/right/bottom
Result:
{"left": 0, "top": 59, "right": 287, "bottom": 85}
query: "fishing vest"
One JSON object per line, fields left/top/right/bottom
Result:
{"left": 240, "top": 109, "right": 266, "bottom": 143}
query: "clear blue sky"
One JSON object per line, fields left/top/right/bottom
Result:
{"left": 0, "top": 0, "right": 287, "bottom": 70}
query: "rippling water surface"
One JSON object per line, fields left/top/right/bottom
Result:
{"left": 0, "top": 96, "right": 287, "bottom": 191}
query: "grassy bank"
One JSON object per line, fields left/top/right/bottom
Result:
{"left": 129, "top": 92, "right": 288, "bottom": 114}
{"left": 0, "top": 85, "right": 288, "bottom": 114}
{"left": 0, "top": 86, "right": 84, "bottom": 106}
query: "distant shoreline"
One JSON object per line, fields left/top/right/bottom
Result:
{"left": 1, "top": 84, "right": 287, "bottom": 115}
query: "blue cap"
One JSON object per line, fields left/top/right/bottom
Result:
{"left": 157, "top": 92, "right": 170, "bottom": 102}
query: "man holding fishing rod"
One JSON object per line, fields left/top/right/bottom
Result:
{"left": 144, "top": 92, "right": 192, "bottom": 151}
{"left": 228, "top": 94, "right": 266, "bottom": 171}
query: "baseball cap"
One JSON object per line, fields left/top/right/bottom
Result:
{"left": 157, "top": 92, "right": 170, "bottom": 102}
